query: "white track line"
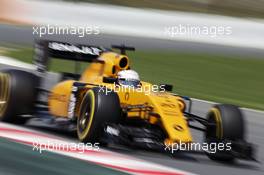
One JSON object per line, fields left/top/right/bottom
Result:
{"left": 0, "top": 56, "right": 36, "bottom": 70}
{"left": 192, "top": 98, "right": 264, "bottom": 115}
{"left": 0, "top": 122, "right": 195, "bottom": 175}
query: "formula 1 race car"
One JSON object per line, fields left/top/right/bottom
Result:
{"left": 0, "top": 40, "right": 255, "bottom": 162}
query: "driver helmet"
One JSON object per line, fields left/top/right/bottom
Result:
{"left": 117, "top": 70, "right": 140, "bottom": 87}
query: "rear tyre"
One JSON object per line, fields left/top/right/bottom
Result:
{"left": 205, "top": 104, "right": 244, "bottom": 162}
{"left": 77, "top": 87, "right": 121, "bottom": 143}
{"left": 0, "top": 69, "right": 39, "bottom": 123}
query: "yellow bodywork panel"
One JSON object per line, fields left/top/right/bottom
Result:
{"left": 117, "top": 83, "right": 192, "bottom": 143}
{"left": 48, "top": 80, "right": 74, "bottom": 117}
{"left": 80, "top": 52, "right": 129, "bottom": 83}
{"left": 48, "top": 51, "right": 193, "bottom": 143}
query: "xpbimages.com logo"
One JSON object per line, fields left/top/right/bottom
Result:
{"left": 32, "top": 141, "right": 100, "bottom": 153}
{"left": 98, "top": 83, "right": 166, "bottom": 95}
{"left": 164, "top": 141, "right": 232, "bottom": 154}
{"left": 164, "top": 24, "right": 232, "bottom": 38}
{"left": 32, "top": 25, "right": 100, "bottom": 37}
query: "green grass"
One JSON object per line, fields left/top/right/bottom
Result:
{"left": 3, "top": 47, "right": 264, "bottom": 110}
{"left": 4, "top": 47, "right": 89, "bottom": 73}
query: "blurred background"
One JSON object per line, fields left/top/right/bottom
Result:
{"left": 66, "top": 0, "right": 264, "bottom": 18}
{"left": 0, "top": 1, "right": 264, "bottom": 175}
{"left": 0, "top": 0, "right": 263, "bottom": 110}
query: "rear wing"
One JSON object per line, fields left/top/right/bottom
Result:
{"left": 33, "top": 40, "right": 106, "bottom": 72}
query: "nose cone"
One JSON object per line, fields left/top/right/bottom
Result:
{"left": 151, "top": 94, "right": 193, "bottom": 143}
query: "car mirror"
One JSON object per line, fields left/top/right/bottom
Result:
{"left": 103, "top": 77, "right": 117, "bottom": 84}
{"left": 160, "top": 84, "right": 173, "bottom": 92}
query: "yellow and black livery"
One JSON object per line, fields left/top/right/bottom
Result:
{"left": 0, "top": 40, "right": 255, "bottom": 162}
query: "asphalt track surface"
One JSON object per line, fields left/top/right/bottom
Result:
{"left": 0, "top": 138, "right": 130, "bottom": 175}
{"left": 0, "top": 24, "right": 264, "bottom": 175}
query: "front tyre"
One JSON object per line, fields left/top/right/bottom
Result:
{"left": 205, "top": 104, "right": 244, "bottom": 161}
{"left": 77, "top": 87, "right": 121, "bottom": 143}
